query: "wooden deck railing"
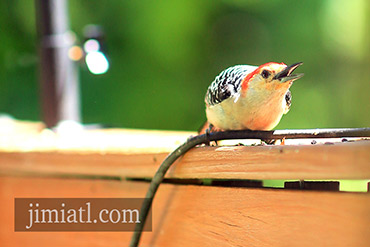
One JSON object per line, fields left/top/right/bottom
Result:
{"left": 0, "top": 120, "right": 369, "bottom": 246}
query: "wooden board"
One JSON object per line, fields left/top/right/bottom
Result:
{"left": 1, "top": 120, "right": 369, "bottom": 180}
{"left": 1, "top": 176, "right": 369, "bottom": 247}
{"left": 169, "top": 141, "right": 370, "bottom": 180}
{"left": 1, "top": 140, "right": 370, "bottom": 180}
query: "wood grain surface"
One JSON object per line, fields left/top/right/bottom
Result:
{"left": 1, "top": 140, "right": 370, "bottom": 180}
{"left": 1, "top": 121, "right": 369, "bottom": 246}
{"left": 1, "top": 120, "right": 369, "bottom": 180}
{"left": 1, "top": 176, "right": 369, "bottom": 247}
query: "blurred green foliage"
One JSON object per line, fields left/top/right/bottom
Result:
{"left": 263, "top": 180, "right": 369, "bottom": 192}
{"left": 0, "top": 0, "right": 369, "bottom": 130}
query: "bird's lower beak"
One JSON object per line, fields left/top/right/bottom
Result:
{"left": 273, "top": 62, "right": 304, "bottom": 83}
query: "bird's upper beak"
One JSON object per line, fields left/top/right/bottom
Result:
{"left": 273, "top": 62, "right": 304, "bottom": 83}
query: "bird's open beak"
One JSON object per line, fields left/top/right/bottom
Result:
{"left": 273, "top": 62, "right": 304, "bottom": 83}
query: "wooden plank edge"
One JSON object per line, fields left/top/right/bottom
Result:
{"left": 0, "top": 141, "right": 369, "bottom": 180}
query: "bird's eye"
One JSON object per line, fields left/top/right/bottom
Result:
{"left": 261, "top": 70, "right": 270, "bottom": 79}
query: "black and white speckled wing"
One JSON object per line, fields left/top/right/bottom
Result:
{"left": 284, "top": 90, "right": 292, "bottom": 114}
{"left": 205, "top": 65, "right": 257, "bottom": 106}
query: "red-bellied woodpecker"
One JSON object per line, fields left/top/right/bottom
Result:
{"left": 205, "top": 62, "right": 304, "bottom": 131}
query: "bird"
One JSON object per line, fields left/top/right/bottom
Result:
{"left": 204, "top": 62, "right": 304, "bottom": 131}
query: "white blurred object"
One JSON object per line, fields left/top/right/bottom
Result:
{"left": 0, "top": 114, "right": 15, "bottom": 134}
{"left": 54, "top": 120, "right": 84, "bottom": 135}
{"left": 84, "top": 39, "right": 100, "bottom": 53}
{"left": 85, "top": 51, "right": 109, "bottom": 75}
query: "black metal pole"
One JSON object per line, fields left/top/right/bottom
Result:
{"left": 35, "top": 0, "right": 80, "bottom": 128}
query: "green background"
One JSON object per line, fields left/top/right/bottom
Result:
{"left": 1, "top": 0, "right": 369, "bottom": 131}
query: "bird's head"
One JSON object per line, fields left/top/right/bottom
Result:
{"left": 241, "top": 62, "right": 304, "bottom": 94}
